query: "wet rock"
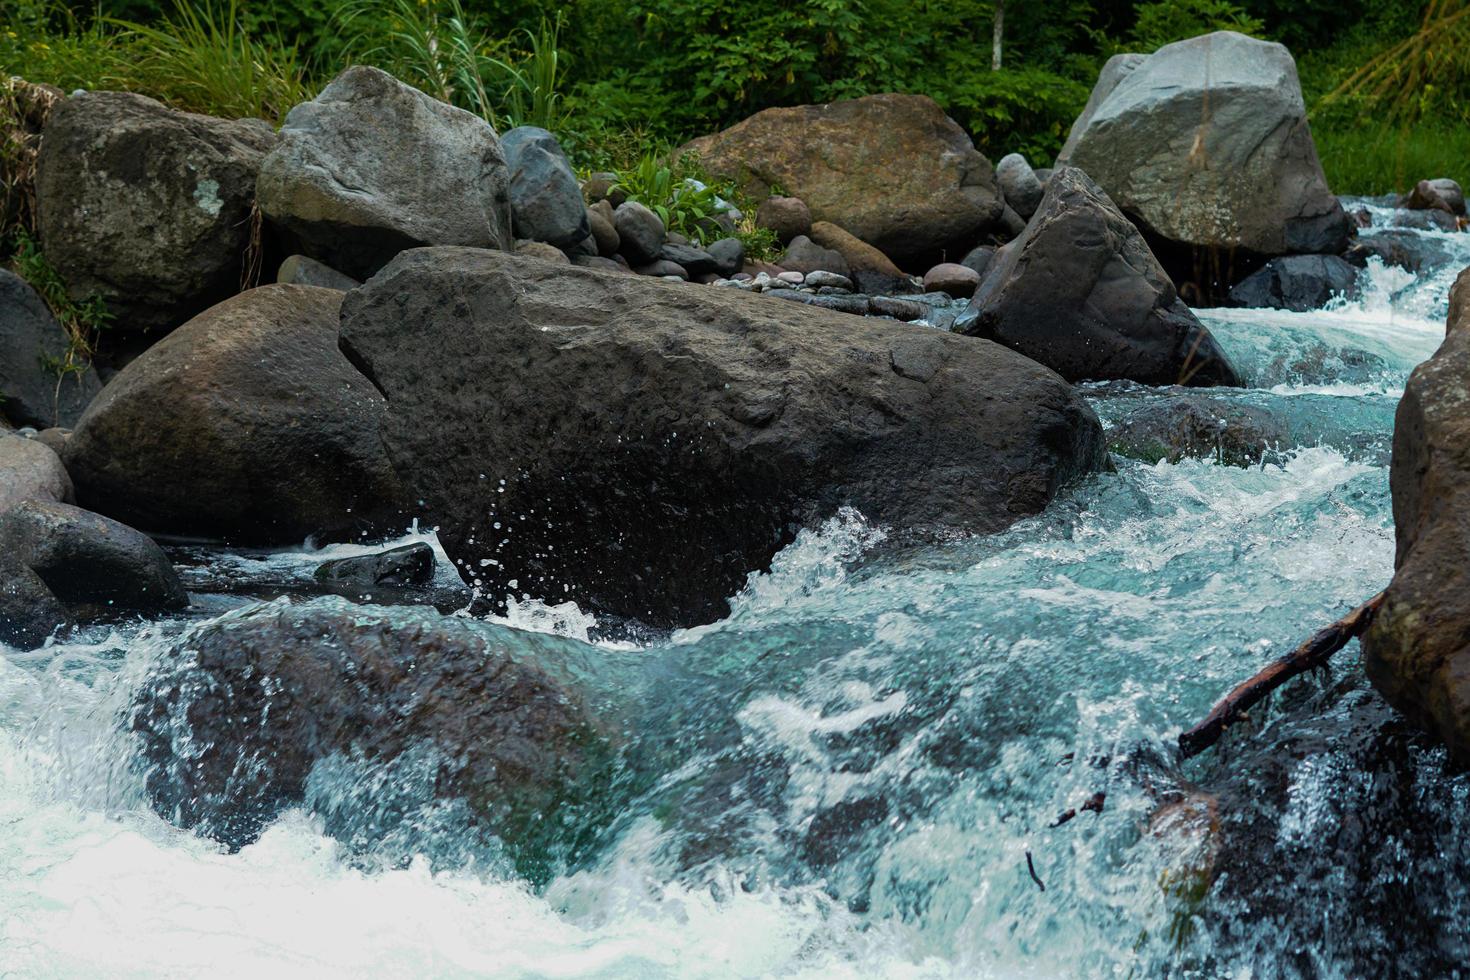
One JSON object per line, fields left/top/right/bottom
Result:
{"left": 0, "top": 431, "right": 72, "bottom": 514}
{"left": 130, "top": 597, "right": 618, "bottom": 880}
{"left": 1106, "top": 395, "right": 1287, "bottom": 466}
{"left": 314, "top": 542, "right": 436, "bottom": 587}
{"left": 0, "top": 557, "right": 70, "bottom": 648}
{"left": 1407, "top": 178, "right": 1464, "bottom": 217}
{"left": 769, "top": 291, "right": 871, "bottom": 316}
{"left": 956, "top": 167, "right": 1240, "bottom": 387}
{"left": 588, "top": 200, "right": 620, "bottom": 256}
{"left": 779, "top": 235, "right": 850, "bottom": 279}
{"left": 0, "top": 269, "right": 101, "bottom": 428}
{"left": 500, "top": 126, "right": 590, "bottom": 249}
{"left": 682, "top": 93, "right": 1003, "bottom": 266}
{"left": 922, "top": 262, "right": 981, "bottom": 299}
{"left": 995, "top": 153, "right": 1044, "bottom": 220}
{"left": 809, "top": 221, "right": 913, "bottom": 294}
{"left": 1363, "top": 268, "right": 1470, "bottom": 760}
{"left": 614, "top": 201, "right": 665, "bottom": 264}
{"left": 706, "top": 237, "right": 745, "bottom": 277}
{"left": 276, "top": 254, "right": 360, "bottom": 291}
{"left": 257, "top": 66, "right": 513, "bottom": 280}
{"left": 35, "top": 91, "right": 274, "bottom": 334}
{"left": 756, "top": 196, "right": 812, "bottom": 243}
{"left": 1058, "top": 32, "right": 1350, "bottom": 265}
{"left": 1228, "top": 254, "right": 1360, "bottom": 312}
{"left": 1344, "top": 230, "right": 1455, "bottom": 273}
{"left": 339, "top": 247, "right": 1107, "bottom": 627}
{"left": 1391, "top": 209, "right": 1459, "bottom": 233}
{"left": 64, "top": 285, "right": 402, "bottom": 544}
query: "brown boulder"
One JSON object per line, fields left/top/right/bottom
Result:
{"left": 809, "top": 221, "right": 913, "bottom": 294}
{"left": 756, "top": 196, "right": 812, "bottom": 243}
{"left": 682, "top": 94, "right": 1003, "bottom": 267}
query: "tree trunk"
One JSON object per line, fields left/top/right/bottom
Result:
{"left": 992, "top": 0, "right": 1005, "bottom": 71}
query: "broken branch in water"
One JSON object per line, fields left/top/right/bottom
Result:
{"left": 1050, "top": 791, "right": 1107, "bottom": 828}
{"left": 1025, "top": 850, "right": 1046, "bottom": 891}
{"left": 1178, "top": 591, "right": 1386, "bottom": 759}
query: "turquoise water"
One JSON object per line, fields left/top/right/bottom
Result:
{"left": 2, "top": 215, "right": 1465, "bottom": 977}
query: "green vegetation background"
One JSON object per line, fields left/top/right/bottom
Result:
{"left": 5, "top": 0, "right": 1470, "bottom": 195}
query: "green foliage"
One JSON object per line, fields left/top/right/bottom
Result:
{"left": 1126, "top": 0, "right": 1265, "bottom": 51}
{"left": 1313, "top": 118, "right": 1470, "bottom": 195}
{"left": 7, "top": 229, "right": 111, "bottom": 385}
{"left": 919, "top": 65, "right": 1091, "bottom": 161}
{"left": 612, "top": 152, "right": 728, "bottom": 244}
{"left": 1319, "top": 0, "right": 1470, "bottom": 126}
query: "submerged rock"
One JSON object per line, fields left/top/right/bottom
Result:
{"left": 131, "top": 597, "right": 618, "bottom": 881}
{"left": 64, "top": 284, "right": 402, "bottom": 544}
{"left": 1228, "top": 254, "right": 1360, "bottom": 312}
{"left": 955, "top": 167, "right": 1240, "bottom": 387}
{"left": 1363, "top": 268, "right": 1470, "bottom": 760}
{"left": 1106, "top": 395, "right": 1287, "bottom": 467}
{"left": 314, "top": 542, "right": 436, "bottom": 587}
{"left": 339, "top": 247, "right": 1107, "bottom": 627}
{"left": 257, "top": 66, "right": 513, "bottom": 280}
{"left": 35, "top": 91, "right": 274, "bottom": 334}
{"left": 0, "top": 270, "right": 102, "bottom": 428}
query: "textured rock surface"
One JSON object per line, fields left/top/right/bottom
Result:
{"left": 956, "top": 168, "right": 1240, "bottom": 387}
{"left": 1058, "top": 32, "right": 1349, "bottom": 262}
{"left": 683, "top": 94, "right": 1003, "bottom": 266}
{"left": 35, "top": 91, "right": 274, "bottom": 333}
{"left": 1229, "top": 254, "right": 1360, "bottom": 312}
{"left": 65, "top": 285, "right": 401, "bottom": 544}
{"left": 340, "top": 247, "right": 1107, "bottom": 627}
{"left": 1363, "top": 268, "right": 1470, "bottom": 760}
{"left": 0, "top": 269, "right": 101, "bottom": 427}
{"left": 755, "top": 196, "right": 812, "bottom": 243}
{"left": 276, "top": 254, "right": 360, "bottom": 291}
{"left": 0, "top": 432, "right": 73, "bottom": 515}
{"left": 500, "top": 126, "right": 589, "bottom": 248}
{"left": 257, "top": 66, "right": 513, "bottom": 280}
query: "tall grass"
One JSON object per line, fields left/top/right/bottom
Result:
{"left": 1314, "top": 118, "right": 1470, "bottom": 196}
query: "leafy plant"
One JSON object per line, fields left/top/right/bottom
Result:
{"left": 1127, "top": 0, "right": 1266, "bottom": 51}
{"left": 612, "top": 152, "right": 728, "bottom": 243}
{"left": 7, "top": 229, "right": 111, "bottom": 419}
{"left": 1321, "top": 0, "right": 1470, "bottom": 124}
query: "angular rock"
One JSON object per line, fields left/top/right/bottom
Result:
{"left": 276, "top": 254, "right": 360, "bottom": 291}
{"left": 614, "top": 201, "right": 665, "bottom": 264}
{"left": 1392, "top": 209, "right": 1459, "bottom": 233}
{"left": 995, "top": 153, "right": 1044, "bottom": 220}
{"left": 1057, "top": 53, "right": 1146, "bottom": 163}
{"left": 130, "top": 597, "right": 618, "bottom": 879}
{"left": 809, "top": 222, "right": 913, "bottom": 294}
{"left": 683, "top": 94, "right": 1004, "bottom": 266}
{"left": 0, "top": 432, "right": 72, "bottom": 515}
{"left": 955, "top": 167, "right": 1240, "bottom": 387}
{"left": 0, "top": 498, "right": 187, "bottom": 611}
{"left": 755, "top": 196, "right": 812, "bottom": 243}
{"left": 1363, "top": 268, "right": 1470, "bottom": 761}
{"left": 339, "top": 248, "right": 1108, "bottom": 627}
{"left": 35, "top": 91, "right": 274, "bottom": 333}
{"left": 1058, "top": 32, "right": 1350, "bottom": 270}
{"left": 779, "top": 236, "right": 850, "bottom": 279}
{"left": 922, "top": 262, "right": 981, "bottom": 299}
{"left": 64, "top": 285, "right": 402, "bottom": 544}
{"left": 706, "top": 238, "right": 745, "bottom": 278}
{"left": 1345, "top": 231, "right": 1454, "bottom": 274}
{"left": 314, "top": 542, "right": 436, "bottom": 587}
{"left": 0, "top": 269, "right": 101, "bottom": 428}
{"left": 1228, "top": 254, "right": 1360, "bottom": 312}
{"left": 500, "top": 126, "right": 590, "bottom": 249}
{"left": 256, "top": 66, "right": 513, "bottom": 280}
{"left": 588, "top": 201, "right": 620, "bottom": 256}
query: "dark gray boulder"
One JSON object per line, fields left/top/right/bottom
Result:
{"left": 0, "top": 432, "right": 72, "bottom": 514}
{"left": 130, "top": 597, "right": 618, "bottom": 881}
{"left": 634, "top": 259, "right": 688, "bottom": 280}
{"left": 500, "top": 126, "right": 590, "bottom": 249}
{"left": 256, "top": 66, "right": 513, "bottom": 280}
{"left": 0, "top": 557, "right": 69, "bottom": 648}
{"left": 995, "top": 153, "right": 1044, "bottom": 220}
{"left": 707, "top": 238, "right": 745, "bottom": 277}
{"left": 0, "top": 269, "right": 101, "bottom": 428}
{"left": 339, "top": 247, "right": 1108, "bottom": 627}
{"left": 314, "top": 542, "right": 436, "bottom": 587}
{"left": 35, "top": 91, "right": 274, "bottom": 334}
{"left": 659, "top": 242, "right": 719, "bottom": 277}
{"left": 64, "top": 284, "right": 402, "bottom": 544}
{"left": 1228, "top": 254, "right": 1360, "bottom": 312}
{"left": 614, "top": 201, "right": 665, "bottom": 264}
{"left": 1406, "top": 178, "right": 1464, "bottom": 216}
{"left": 1391, "top": 209, "right": 1459, "bottom": 233}
{"left": 961, "top": 245, "right": 995, "bottom": 278}
{"left": 955, "top": 167, "right": 1240, "bottom": 387}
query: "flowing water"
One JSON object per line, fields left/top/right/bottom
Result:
{"left": 3, "top": 208, "right": 1468, "bottom": 978}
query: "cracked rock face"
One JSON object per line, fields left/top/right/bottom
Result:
{"left": 35, "top": 91, "right": 275, "bottom": 334}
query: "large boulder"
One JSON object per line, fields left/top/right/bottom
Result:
{"left": 500, "top": 126, "right": 590, "bottom": 249}
{"left": 1057, "top": 32, "right": 1350, "bottom": 282}
{"left": 0, "top": 432, "right": 72, "bottom": 515}
{"left": 954, "top": 167, "right": 1240, "bottom": 387}
{"left": 130, "top": 597, "right": 617, "bottom": 880}
{"left": 1363, "top": 269, "right": 1470, "bottom": 760}
{"left": 339, "top": 248, "right": 1108, "bottom": 627}
{"left": 1228, "top": 254, "right": 1360, "bottom": 312}
{"left": 256, "top": 66, "right": 513, "bottom": 280}
{"left": 681, "top": 93, "right": 1003, "bottom": 267}
{"left": 35, "top": 91, "right": 275, "bottom": 334}
{"left": 64, "top": 285, "right": 402, "bottom": 544}
{"left": 0, "top": 269, "right": 101, "bottom": 428}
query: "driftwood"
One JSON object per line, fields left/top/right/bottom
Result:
{"left": 1178, "top": 591, "right": 1385, "bottom": 758}
{"left": 1051, "top": 791, "right": 1107, "bottom": 828}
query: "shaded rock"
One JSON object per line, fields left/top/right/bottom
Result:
{"left": 582, "top": 172, "right": 618, "bottom": 204}
{"left": 35, "top": 91, "right": 274, "bottom": 333}
{"left": 1345, "top": 231, "right": 1455, "bottom": 274}
{"left": 0, "top": 268, "right": 101, "bottom": 428}
{"left": 614, "top": 201, "right": 665, "bottom": 264}
{"left": 755, "top": 196, "right": 812, "bottom": 243}
{"left": 0, "top": 498, "right": 187, "bottom": 610}
{"left": 500, "top": 126, "right": 589, "bottom": 249}
{"left": 65, "top": 285, "right": 402, "bottom": 544}
{"left": 0, "top": 556, "right": 69, "bottom": 648}
{"left": 0, "top": 431, "right": 72, "bottom": 514}
{"left": 779, "top": 236, "right": 850, "bottom": 279}
{"left": 32, "top": 427, "right": 69, "bottom": 457}
{"left": 276, "top": 254, "right": 360, "bottom": 291}
{"left": 571, "top": 255, "right": 630, "bottom": 274}
{"left": 997, "top": 204, "right": 1027, "bottom": 239}
{"left": 1228, "top": 254, "right": 1360, "bottom": 312}
{"left": 130, "top": 597, "right": 618, "bottom": 881}
{"left": 634, "top": 259, "right": 688, "bottom": 280}
{"left": 1391, "top": 209, "right": 1459, "bottom": 233}
{"left": 768, "top": 291, "right": 871, "bottom": 316}
{"left": 314, "top": 542, "right": 436, "bottom": 587}
{"left": 960, "top": 245, "right": 995, "bottom": 278}
{"left": 955, "top": 167, "right": 1239, "bottom": 387}
{"left": 706, "top": 238, "right": 745, "bottom": 277}
{"left": 1106, "top": 395, "right": 1287, "bottom": 466}
{"left": 516, "top": 240, "right": 571, "bottom": 264}
{"left": 922, "top": 262, "right": 981, "bottom": 299}
{"left": 339, "top": 247, "right": 1108, "bottom": 627}
{"left": 659, "top": 242, "right": 719, "bottom": 277}
{"left": 683, "top": 94, "right": 1003, "bottom": 266}
{"left": 1058, "top": 32, "right": 1350, "bottom": 271}
{"left": 809, "top": 221, "right": 913, "bottom": 294}
{"left": 1363, "top": 268, "right": 1470, "bottom": 760}
{"left": 1407, "top": 178, "right": 1464, "bottom": 217}
{"left": 1, "top": 79, "right": 62, "bottom": 238}
{"left": 256, "top": 66, "right": 513, "bottom": 280}
{"left": 588, "top": 200, "right": 620, "bottom": 256}
{"left": 995, "top": 153, "right": 1044, "bottom": 219}
{"left": 868, "top": 296, "right": 929, "bottom": 321}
